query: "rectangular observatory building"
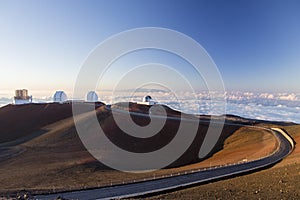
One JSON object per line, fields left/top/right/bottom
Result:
{"left": 13, "top": 89, "right": 32, "bottom": 105}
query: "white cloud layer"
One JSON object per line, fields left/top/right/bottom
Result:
{"left": 1, "top": 91, "right": 299, "bottom": 124}
{"left": 100, "top": 91, "right": 300, "bottom": 124}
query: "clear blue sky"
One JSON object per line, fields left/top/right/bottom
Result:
{"left": 0, "top": 0, "right": 299, "bottom": 98}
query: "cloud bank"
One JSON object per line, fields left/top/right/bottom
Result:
{"left": 1, "top": 91, "right": 299, "bottom": 124}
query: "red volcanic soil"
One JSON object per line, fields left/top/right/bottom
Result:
{"left": 0, "top": 102, "right": 287, "bottom": 196}
{"left": 0, "top": 103, "right": 103, "bottom": 144}
{"left": 102, "top": 103, "right": 240, "bottom": 167}
{"left": 150, "top": 125, "right": 300, "bottom": 200}
{"left": 0, "top": 103, "right": 76, "bottom": 143}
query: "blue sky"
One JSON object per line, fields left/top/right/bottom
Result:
{"left": 0, "top": 0, "right": 299, "bottom": 98}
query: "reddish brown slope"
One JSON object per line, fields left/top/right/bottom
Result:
{"left": 0, "top": 102, "right": 281, "bottom": 196}
{"left": 0, "top": 103, "right": 104, "bottom": 143}
{"left": 0, "top": 103, "right": 74, "bottom": 143}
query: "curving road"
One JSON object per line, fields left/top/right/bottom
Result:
{"left": 34, "top": 123, "right": 294, "bottom": 200}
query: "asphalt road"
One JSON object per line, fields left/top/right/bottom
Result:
{"left": 34, "top": 123, "right": 294, "bottom": 200}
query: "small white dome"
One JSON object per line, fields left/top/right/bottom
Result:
{"left": 53, "top": 91, "right": 67, "bottom": 103}
{"left": 85, "top": 91, "right": 98, "bottom": 102}
{"left": 143, "top": 95, "right": 152, "bottom": 102}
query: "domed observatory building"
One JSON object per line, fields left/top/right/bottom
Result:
{"left": 85, "top": 91, "right": 98, "bottom": 102}
{"left": 138, "top": 95, "right": 158, "bottom": 105}
{"left": 143, "top": 95, "right": 152, "bottom": 103}
{"left": 53, "top": 91, "right": 68, "bottom": 104}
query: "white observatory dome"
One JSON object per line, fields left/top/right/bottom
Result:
{"left": 85, "top": 91, "right": 98, "bottom": 102}
{"left": 53, "top": 91, "right": 67, "bottom": 103}
{"left": 138, "top": 95, "right": 157, "bottom": 105}
{"left": 143, "top": 95, "right": 152, "bottom": 102}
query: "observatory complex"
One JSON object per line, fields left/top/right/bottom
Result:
{"left": 13, "top": 89, "right": 32, "bottom": 105}
{"left": 11, "top": 89, "right": 154, "bottom": 106}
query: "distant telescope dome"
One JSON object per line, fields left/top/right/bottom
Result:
{"left": 85, "top": 91, "right": 98, "bottom": 102}
{"left": 53, "top": 91, "right": 67, "bottom": 103}
{"left": 143, "top": 95, "right": 152, "bottom": 102}
{"left": 138, "top": 95, "right": 157, "bottom": 105}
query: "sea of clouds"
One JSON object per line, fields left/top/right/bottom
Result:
{"left": 1, "top": 91, "right": 299, "bottom": 124}
{"left": 106, "top": 91, "right": 300, "bottom": 124}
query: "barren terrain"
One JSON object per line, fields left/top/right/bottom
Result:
{"left": 148, "top": 125, "right": 300, "bottom": 200}
{"left": 0, "top": 103, "right": 297, "bottom": 199}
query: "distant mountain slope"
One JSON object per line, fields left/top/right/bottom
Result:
{"left": 0, "top": 103, "right": 103, "bottom": 144}
{"left": 0, "top": 103, "right": 74, "bottom": 143}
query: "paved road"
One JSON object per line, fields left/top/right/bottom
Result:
{"left": 34, "top": 125, "right": 294, "bottom": 200}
